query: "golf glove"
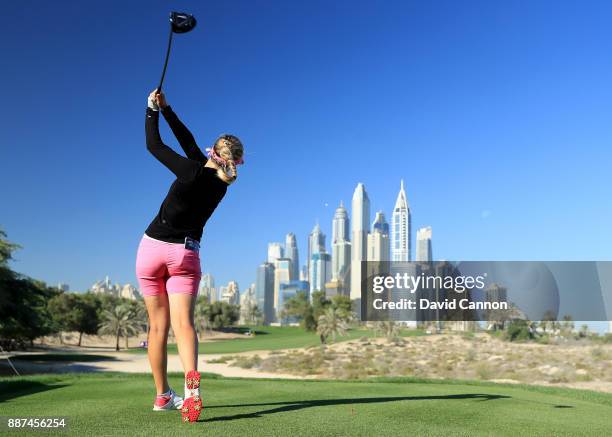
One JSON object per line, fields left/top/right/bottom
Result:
{"left": 148, "top": 94, "right": 159, "bottom": 111}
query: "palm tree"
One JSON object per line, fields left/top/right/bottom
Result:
{"left": 194, "top": 300, "right": 210, "bottom": 336}
{"left": 376, "top": 321, "right": 400, "bottom": 341}
{"left": 560, "top": 315, "right": 574, "bottom": 338}
{"left": 249, "top": 304, "right": 263, "bottom": 326}
{"left": 130, "top": 300, "right": 148, "bottom": 348}
{"left": 124, "top": 299, "right": 148, "bottom": 336}
{"left": 99, "top": 305, "right": 140, "bottom": 351}
{"left": 317, "top": 307, "right": 348, "bottom": 344}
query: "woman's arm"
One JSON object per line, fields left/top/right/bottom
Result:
{"left": 145, "top": 101, "right": 200, "bottom": 182}
{"left": 156, "top": 92, "right": 208, "bottom": 163}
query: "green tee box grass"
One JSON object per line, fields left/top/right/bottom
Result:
{"left": 130, "top": 326, "right": 424, "bottom": 355}
{"left": 0, "top": 373, "right": 610, "bottom": 436}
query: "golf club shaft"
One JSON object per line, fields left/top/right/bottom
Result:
{"left": 157, "top": 25, "right": 174, "bottom": 92}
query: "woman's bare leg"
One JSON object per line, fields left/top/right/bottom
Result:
{"left": 144, "top": 294, "right": 171, "bottom": 395}
{"left": 168, "top": 293, "right": 198, "bottom": 372}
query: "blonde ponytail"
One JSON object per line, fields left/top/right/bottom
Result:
{"left": 212, "top": 134, "right": 243, "bottom": 185}
{"left": 216, "top": 160, "right": 237, "bottom": 184}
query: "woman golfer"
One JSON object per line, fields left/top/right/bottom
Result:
{"left": 136, "top": 90, "right": 244, "bottom": 423}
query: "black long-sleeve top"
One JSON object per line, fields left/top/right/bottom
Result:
{"left": 144, "top": 106, "right": 228, "bottom": 244}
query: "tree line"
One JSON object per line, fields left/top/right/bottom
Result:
{"left": 281, "top": 290, "right": 355, "bottom": 343}
{"left": 0, "top": 229, "right": 241, "bottom": 351}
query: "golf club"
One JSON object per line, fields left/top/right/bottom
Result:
{"left": 157, "top": 11, "right": 197, "bottom": 92}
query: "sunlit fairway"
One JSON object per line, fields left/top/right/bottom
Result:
{"left": 129, "top": 326, "right": 425, "bottom": 355}
{"left": 1, "top": 373, "right": 611, "bottom": 436}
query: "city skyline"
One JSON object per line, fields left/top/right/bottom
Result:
{"left": 252, "top": 181, "right": 427, "bottom": 319}
{"left": 49, "top": 177, "right": 611, "bottom": 333}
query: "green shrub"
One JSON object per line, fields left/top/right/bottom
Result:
{"left": 476, "top": 363, "right": 493, "bottom": 380}
{"left": 465, "top": 348, "right": 477, "bottom": 362}
{"left": 232, "top": 355, "right": 262, "bottom": 369}
{"left": 504, "top": 320, "right": 534, "bottom": 342}
{"left": 536, "top": 335, "right": 552, "bottom": 345}
{"left": 462, "top": 331, "right": 475, "bottom": 340}
{"left": 208, "top": 355, "right": 233, "bottom": 364}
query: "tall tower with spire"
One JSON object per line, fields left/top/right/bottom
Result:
{"left": 331, "top": 201, "right": 351, "bottom": 292}
{"left": 391, "top": 180, "right": 411, "bottom": 261}
{"left": 351, "top": 183, "right": 370, "bottom": 300}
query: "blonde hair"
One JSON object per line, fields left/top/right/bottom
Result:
{"left": 212, "top": 134, "right": 243, "bottom": 184}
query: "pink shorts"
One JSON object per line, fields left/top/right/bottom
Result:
{"left": 135, "top": 234, "right": 201, "bottom": 297}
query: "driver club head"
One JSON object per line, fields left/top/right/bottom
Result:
{"left": 170, "top": 11, "right": 197, "bottom": 33}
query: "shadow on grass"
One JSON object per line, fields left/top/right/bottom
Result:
{"left": 0, "top": 380, "right": 68, "bottom": 403}
{"left": 202, "top": 393, "right": 510, "bottom": 422}
{"left": 10, "top": 354, "right": 118, "bottom": 363}
{"left": 216, "top": 327, "right": 270, "bottom": 336}
{"left": 1, "top": 354, "right": 120, "bottom": 376}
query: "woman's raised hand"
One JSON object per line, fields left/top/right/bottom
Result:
{"left": 155, "top": 91, "right": 168, "bottom": 109}
{"left": 147, "top": 89, "right": 169, "bottom": 111}
{"left": 147, "top": 90, "right": 159, "bottom": 111}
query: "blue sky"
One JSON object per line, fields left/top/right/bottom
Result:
{"left": 1, "top": 0, "right": 611, "bottom": 308}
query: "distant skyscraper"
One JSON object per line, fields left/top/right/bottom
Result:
{"left": 351, "top": 183, "right": 370, "bottom": 300}
{"left": 416, "top": 226, "right": 433, "bottom": 262}
{"left": 90, "top": 276, "right": 138, "bottom": 299}
{"left": 332, "top": 201, "right": 350, "bottom": 242}
{"left": 307, "top": 223, "right": 325, "bottom": 281}
{"left": 199, "top": 273, "right": 216, "bottom": 302}
{"left": 391, "top": 180, "right": 411, "bottom": 262}
{"left": 485, "top": 283, "right": 508, "bottom": 303}
{"left": 273, "top": 258, "right": 292, "bottom": 317}
{"left": 285, "top": 233, "right": 300, "bottom": 281}
{"left": 256, "top": 262, "right": 275, "bottom": 325}
{"left": 267, "top": 242, "right": 284, "bottom": 263}
{"left": 310, "top": 252, "right": 331, "bottom": 293}
{"left": 331, "top": 201, "right": 351, "bottom": 292}
{"left": 299, "top": 265, "right": 308, "bottom": 282}
{"left": 368, "top": 211, "right": 390, "bottom": 261}
{"left": 91, "top": 276, "right": 119, "bottom": 295}
{"left": 218, "top": 286, "right": 227, "bottom": 301}
{"left": 120, "top": 284, "right": 141, "bottom": 300}
{"left": 221, "top": 281, "right": 240, "bottom": 305}
{"left": 239, "top": 283, "right": 257, "bottom": 324}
